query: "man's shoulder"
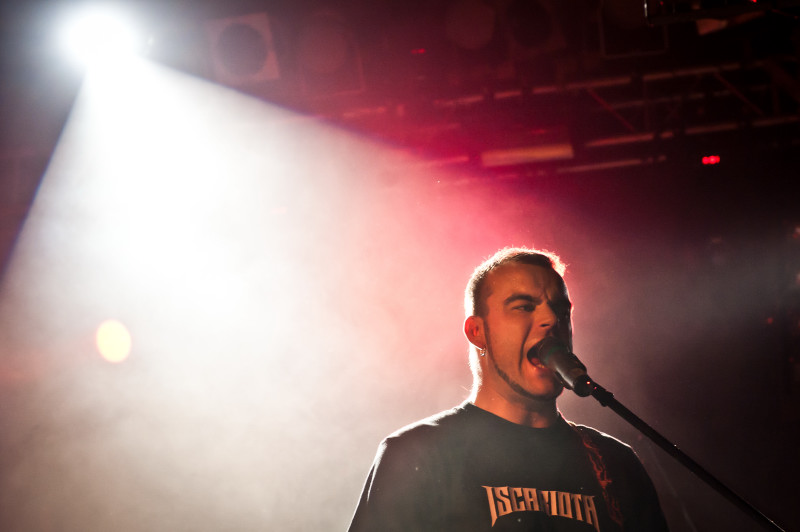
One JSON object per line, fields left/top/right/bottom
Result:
{"left": 377, "top": 402, "right": 481, "bottom": 455}
{"left": 568, "top": 422, "right": 669, "bottom": 528}
{"left": 569, "top": 422, "right": 628, "bottom": 445}
{"left": 568, "top": 422, "right": 638, "bottom": 458}
{"left": 386, "top": 403, "right": 472, "bottom": 439}
{"left": 568, "top": 421, "right": 656, "bottom": 483}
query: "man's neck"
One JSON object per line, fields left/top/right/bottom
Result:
{"left": 471, "top": 389, "right": 560, "bottom": 428}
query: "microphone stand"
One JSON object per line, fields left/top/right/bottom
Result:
{"left": 583, "top": 379, "right": 785, "bottom": 532}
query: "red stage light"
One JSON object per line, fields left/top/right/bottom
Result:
{"left": 702, "top": 155, "right": 721, "bottom": 165}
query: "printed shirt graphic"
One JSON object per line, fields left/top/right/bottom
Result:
{"left": 348, "top": 403, "right": 668, "bottom": 532}
{"left": 482, "top": 485, "right": 602, "bottom": 530}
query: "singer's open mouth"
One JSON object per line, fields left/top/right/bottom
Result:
{"left": 526, "top": 345, "right": 541, "bottom": 364}
{"left": 525, "top": 352, "right": 547, "bottom": 369}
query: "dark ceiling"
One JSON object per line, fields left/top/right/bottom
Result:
{"left": 0, "top": 0, "right": 797, "bottom": 290}
{"left": 3, "top": 1, "right": 799, "bottom": 264}
{"left": 3, "top": 0, "right": 800, "bottom": 161}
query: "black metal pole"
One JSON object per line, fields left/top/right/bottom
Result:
{"left": 587, "top": 380, "right": 785, "bottom": 532}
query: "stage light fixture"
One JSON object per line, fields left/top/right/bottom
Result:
{"left": 58, "top": 4, "right": 144, "bottom": 69}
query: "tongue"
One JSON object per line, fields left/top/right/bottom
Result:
{"left": 526, "top": 350, "right": 545, "bottom": 368}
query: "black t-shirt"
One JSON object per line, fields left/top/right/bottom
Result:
{"left": 349, "top": 402, "right": 668, "bottom": 531}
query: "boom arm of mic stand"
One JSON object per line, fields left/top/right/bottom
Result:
{"left": 587, "top": 381, "right": 785, "bottom": 532}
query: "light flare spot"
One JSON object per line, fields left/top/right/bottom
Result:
{"left": 96, "top": 319, "right": 132, "bottom": 363}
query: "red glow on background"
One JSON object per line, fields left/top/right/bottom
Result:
{"left": 702, "top": 155, "right": 721, "bottom": 165}
{"left": 410, "top": 48, "right": 426, "bottom": 55}
{"left": 96, "top": 319, "right": 132, "bottom": 363}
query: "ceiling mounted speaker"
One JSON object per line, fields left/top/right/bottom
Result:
{"left": 445, "top": 0, "right": 497, "bottom": 51}
{"left": 296, "top": 10, "right": 364, "bottom": 97}
{"left": 506, "top": 0, "right": 566, "bottom": 57}
{"left": 206, "top": 13, "right": 281, "bottom": 87}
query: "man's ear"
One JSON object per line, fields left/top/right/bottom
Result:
{"left": 464, "top": 315, "right": 486, "bottom": 349}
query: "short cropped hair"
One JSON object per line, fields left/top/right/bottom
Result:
{"left": 464, "top": 247, "right": 567, "bottom": 318}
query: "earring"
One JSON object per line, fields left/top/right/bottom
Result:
{"left": 479, "top": 347, "right": 486, "bottom": 357}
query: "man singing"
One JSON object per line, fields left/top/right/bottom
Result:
{"left": 348, "top": 247, "right": 668, "bottom": 531}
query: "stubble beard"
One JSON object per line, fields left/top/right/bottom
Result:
{"left": 484, "top": 325, "right": 562, "bottom": 402}
{"left": 486, "top": 324, "right": 563, "bottom": 402}
{"left": 488, "top": 352, "right": 562, "bottom": 402}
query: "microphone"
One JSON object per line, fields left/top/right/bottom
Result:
{"left": 530, "top": 337, "right": 595, "bottom": 397}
